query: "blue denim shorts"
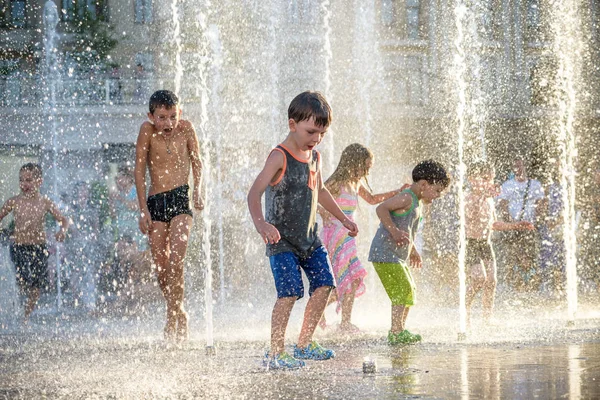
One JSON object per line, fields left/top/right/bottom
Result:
{"left": 269, "top": 246, "right": 335, "bottom": 299}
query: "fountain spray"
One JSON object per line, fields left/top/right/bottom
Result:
{"left": 453, "top": 0, "right": 468, "bottom": 340}
{"left": 550, "top": 0, "right": 584, "bottom": 324}
{"left": 43, "top": 0, "right": 62, "bottom": 312}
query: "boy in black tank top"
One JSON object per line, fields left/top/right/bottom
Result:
{"left": 248, "top": 91, "right": 358, "bottom": 370}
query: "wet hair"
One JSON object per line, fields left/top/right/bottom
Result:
{"left": 149, "top": 90, "right": 179, "bottom": 114}
{"left": 467, "top": 160, "right": 494, "bottom": 177}
{"left": 325, "top": 143, "right": 373, "bottom": 197}
{"left": 288, "top": 91, "right": 332, "bottom": 128}
{"left": 412, "top": 160, "right": 450, "bottom": 188}
{"left": 20, "top": 163, "right": 42, "bottom": 179}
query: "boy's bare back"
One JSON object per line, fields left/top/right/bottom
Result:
{"left": 136, "top": 119, "right": 197, "bottom": 196}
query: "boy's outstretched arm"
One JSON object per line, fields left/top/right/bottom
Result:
{"left": 0, "top": 198, "right": 15, "bottom": 223}
{"left": 247, "top": 151, "right": 285, "bottom": 244}
{"left": 186, "top": 122, "right": 204, "bottom": 211}
{"left": 135, "top": 122, "right": 153, "bottom": 235}
{"left": 317, "top": 169, "right": 358, "bottom": 237}
{"left": 46, "top": 198, "right": 69, "bottom": 242}
{"left": 376, "top": 192, "right": 412, "bottom": 246}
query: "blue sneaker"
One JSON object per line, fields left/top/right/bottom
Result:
{"left": 293, "top": 341, "right": 335, "bottom": 360}
{"left": 263, "top": 351, "right": 305, "bottom": 370}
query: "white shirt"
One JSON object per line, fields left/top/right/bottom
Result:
{"left": 498, "top": 178, "right": 545, "bottom": 223}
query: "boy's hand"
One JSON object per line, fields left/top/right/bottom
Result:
{"left": 55, "top": 230, "right": 66, "bottom": 242}
{"left": 409, "top": 250, "right": 422, "bottom": 269}
{"left": 341, "top": 218, "right": 359, "bottom": 237}
{"left": 193, "top": 189, "right": 204, "bottom": 211}
{"left": 257, "top": 221, "right": 281, "bottom": 244}
{"left": 391, "top": 229, "right": 410, "bottom": 247}
{"left": 139, "top": 211, "right": 153, "bottom": 235}
{"left": 515, "top": 221, "right": 535, "bottom": 231}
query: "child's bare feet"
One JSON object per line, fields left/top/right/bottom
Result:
{"left": 338, "top": 322, "right": 360, "bottom": 334}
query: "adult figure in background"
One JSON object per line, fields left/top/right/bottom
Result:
{"left": 64, "top": 181, "right": 100, "bottom": 313}
{"left": 537, "top": 165, "right": 565, "bottom": 295}
{"left": 106, "top": 164, "right": 153, "bottom": 311}
{"left": 579, "top": 167, "right": 600, "bottom": 292}
{"left": 497, "top": 157, "right": 545, "bottom": 291}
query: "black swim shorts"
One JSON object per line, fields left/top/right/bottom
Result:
{"left": 9, "top": 243, "right": 50, "bottom": 290}
{"left": 147, "top": 184, "right": 193, "bottom": 223}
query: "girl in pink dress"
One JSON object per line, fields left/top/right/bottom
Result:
{"left": 320, "top": 144, "right": 401, "bottom": 333}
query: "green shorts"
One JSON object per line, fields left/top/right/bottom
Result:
{"left": 373, "top": 262, "right": 416, "bottom": 306}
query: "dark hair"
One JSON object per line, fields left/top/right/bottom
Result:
{"left": 412, "top": 160, "right": 450, "bottom": 188}
{"left": 149, "top": 90, "right": 179, "bottom": 114}
{"left": 467, "top": 160, "right": 494, "bottom": 177}
{"left": 288, "top": 91, "right": 332, "bottom": 128}
{"left": 20, "top": 163, "right": 42, "bottom": 179}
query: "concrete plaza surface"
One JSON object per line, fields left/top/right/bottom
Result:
{"left": 0, "top": 306, "right": 599, "bottom": 399}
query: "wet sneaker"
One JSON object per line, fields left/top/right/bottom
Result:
{"left": 403, "top": 330, "right": 422, "bottom": 342}
{"left": 387, "top": 330, "right": 421, "bottom": 345}
{"left": 293, "top": 341, "right": 335, "bottom": 360}
{"left": 263, "top": 351, "right": 305, "bottom": 370}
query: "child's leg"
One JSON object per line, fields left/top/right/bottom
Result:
{"left": 340, "top": 279, "right": 360, "bottom": 329}
{"left": 268, "top": 252, "right": 304, "bottom": 354}
{"left": 401, "top": 306, "right": 411, "bottom": 329}
{"left": 391, "top": 304, "right": 406, "bottom": 333}
{"left": 482, "top": 258, "right": 497, "bottom": 320}
{"left": 297, "top": 286, "right": 332, "bottom": 348}
{"left": 167, "top": 214, "right": 193, "bottom": 339}
{"left": 318, "top": 288, "right": 337, "bottom": 329}
{"left": 297, "top": 246, "right": 336, "bottom": 347}
{"left": 271, "top": 296, "right": 296, "bottom": 354}
{"left": 23, "top": 287, "right": 41, "bottom": 322}
{"left": 466, "top": 262, "right": 486, "bottom": 321}
{"left": 149, "top": 222, "right": 176, "bottom": 337}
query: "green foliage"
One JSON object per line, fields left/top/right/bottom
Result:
{"left": 65, "top": 7, "right": 118, "bottom": 71}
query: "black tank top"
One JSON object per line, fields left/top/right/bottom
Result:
{"left": 265, "top": 144, "right": 322, "bottom": 258}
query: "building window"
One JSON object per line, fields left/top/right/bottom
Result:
{"left": 387, "top": 55, "right": 427, "bottom": 106}
{"left": 529, "top": 57, "right": 555, "bottom": 106}
{"left": 525, "top": 0, "right": 549, "bottom": 42}
{"left": 479, "top": 0, "right": 503, "bottom": 42}
{"left": 287, "top": 0, "right": 317, "bottom": 24}
{"left": 0, "top": 0, "right": 26, "bottom": 28}
{"left": 380, "top": 0, "right": 428, "bottom": 41}
{"left": 61, "top": 0, "right": 108, "bottom": 22}
{"left": 10, "top": 0, "right": 25, "bottom": 27}
{"left": 406, "top": 0, "right": 420, "bottom": 40}
{"left": 134, "top": 0, "right": 153, "bottom": 23}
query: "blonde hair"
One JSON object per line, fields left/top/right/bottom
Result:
{"left": 325, "top": 143, "right": 373, "bottom": 198}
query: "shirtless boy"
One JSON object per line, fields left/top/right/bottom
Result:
{"left": 464, "top": 161, "right": 534, "bottom": 325}
{"left": 0, "top": 163, "right": 69, "bottom": 322}
{"left": 134, "top": 90, "right": 204, "bottom": 341}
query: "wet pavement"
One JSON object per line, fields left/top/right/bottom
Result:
{"left": 0, "top": 304, "right": 599, "bottom": 399}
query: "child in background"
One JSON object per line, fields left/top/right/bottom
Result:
{"left": 0, "top": 163, "right": 69, "bottom": 322}
{"left": 464, "top": 161, "right": 534, "bottom": 325}
{"left": 320, "top": 143, "right": 400, "bottom": 333}
{"left": 369, "top": 160, "right": 449, "bottom": 345}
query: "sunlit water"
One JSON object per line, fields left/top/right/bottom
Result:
{"left": 0, "top": 1, "right": 599, "bottom": 398}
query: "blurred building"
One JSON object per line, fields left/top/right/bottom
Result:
{"left": 0, "top": 0, "right": 598, "bottom": 193}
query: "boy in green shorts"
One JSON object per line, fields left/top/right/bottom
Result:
{"left": 369, "top": 160, "right": 449, "bottom": 344}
